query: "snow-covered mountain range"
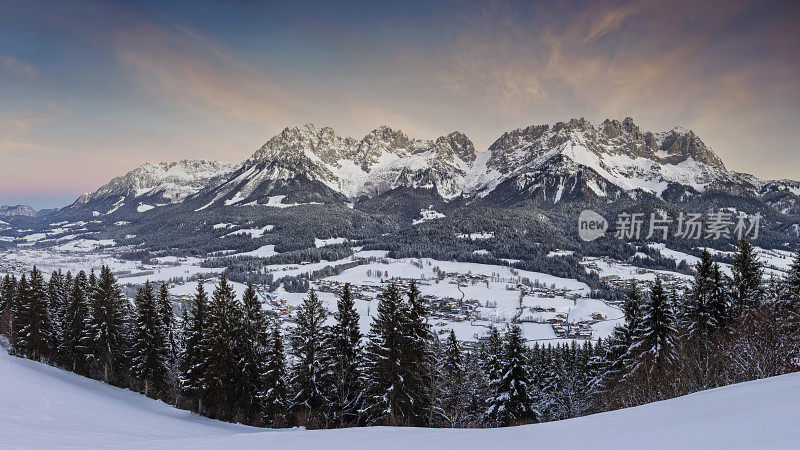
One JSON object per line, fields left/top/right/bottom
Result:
{"left": 62, "top": 118, "right": 799, "bottom": 217}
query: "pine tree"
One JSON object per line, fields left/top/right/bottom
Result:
{"left": 237, "top": 283, "right": 269, "bottom": 424}
{"left": 14, "top": 267, "right": 52, "bottom": 361}
{"left": 363, "top": 283, "right": 412, "bottom": 425}
{"left": 130, "top": 281, "right": 170, "bottom": 398}
{"left": 203, "top": 276, "right": 243, "bottom": 420}
{"left": 0, "top": 274, "right": 16, "bottom": 339}
{"left": 158, "top": 283, "right": 177, "bottom": 359}
{"left": 328, "top": 283, "right": 363, "bottom": 427}
{"left": 482, "top": 326, "right": 505, "bottom": 426}
{"left": 709, "top": 262, "right": 729, "bottom": 327}
{"left": 262, "top": 325, "right": 289, "bottom": 427}
{"left": 776, "top": 243, "right": 800, "bottom": 362}
{"left": 684, "top": 250, "right": 718, "bottom": 341}
{"left": 289, "top": 289, "right": 331, "bottom": 428}
{"left": 61, "top": 271, "right": 92, "bottom": 374}
{"left": 730, "top": 238, "right": 763, "bottom": 318}
{"left": 462, "top": 349, "right": 489, "bottom": 427}
{"left": 401, "top": 280, "right": 433, "bottom": 426}
{"left": 47, "top": 270, "right": 67, "bottom": 363}
{"left": 625, "top": 277, "right": 678, "bottom": 400}
{"left": 435, "top": 330, "right": 469, "bottom": 427}
{"left": 88, "top": 266, "right": 128, "bottom": 383}
{"left": 488, "top": 324, "right": 536, "bottom": 426}
{"left": 540, "top": 347, "right": 567, "bottom": 421}
{"left": 10, "top": 273, "right": 27, "bottom": 356}
{"left": 594, "top": 282, "right": 641, "bottom": 406}
{"left": 179, "top": 281, "right": 211, "bottom": 414}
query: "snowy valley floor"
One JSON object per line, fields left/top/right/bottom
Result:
{"left": 2, "top": 350, "right": 799, "bottom": 449}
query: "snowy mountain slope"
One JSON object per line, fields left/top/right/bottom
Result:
{"left": 69, "top": 159, "right": 238, "bottom": 215}
{"left": 2, "top": 348, "right": 799, "bottom": 449}
{"left": 189, "top": 124, "right": 480, "bottom": 209}
{"left": 481, "top": 117, "right": 760, "bottom": 205}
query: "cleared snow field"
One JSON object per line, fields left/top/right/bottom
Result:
{"left": 2, "top": 349, "right": 799, "bottom": 449}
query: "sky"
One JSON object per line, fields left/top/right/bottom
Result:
{"left": 1, "top": 0, "right": 798, "bottom": 209}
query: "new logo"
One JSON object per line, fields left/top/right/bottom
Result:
{"left": 578, "top": 210, "right": 608, "bottom": 242}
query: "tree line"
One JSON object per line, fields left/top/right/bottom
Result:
{"left": 0, "top": 237, "right": 798, "bottom": 429}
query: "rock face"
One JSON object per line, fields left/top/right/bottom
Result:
{"left": 0, "top": 205, "right": 36, "bottom": 217}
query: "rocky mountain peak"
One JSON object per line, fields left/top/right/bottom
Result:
{"left": 657, "top": 128, "right": 725, "bottom": 170}
{"left": 434, "top": 131, "right": 476, "bottom": 164}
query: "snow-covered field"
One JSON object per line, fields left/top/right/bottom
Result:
{"left": 2, "top": 348, "right": 798, "bottom": 449}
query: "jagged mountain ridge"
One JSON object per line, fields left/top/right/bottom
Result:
{"left": 69, "top": 159, "right": 239, "bottom": 215}
{"left": 64, "top": 118, "right": 793, "bottom": 216}
{"left": 191, "top": 124, "right": 482, "bottom": 209}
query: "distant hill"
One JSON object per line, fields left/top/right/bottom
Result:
{"left": 0, "top": 205, "right": 36, "bottom": 217}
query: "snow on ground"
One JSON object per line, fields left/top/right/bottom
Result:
{"left": 456, "top": 232, "right": 494, "bottom": 240}
{"left": 2, "top": 348, "right": 799, "bottom": 449}
{"left": 582, "top": 256, "right": 694, "bottom": 283}
{"left": 412, "top": 207, "right": 445, "bottom": 225}
{"left": 236, "top": 245, "right": 279, "bottom": 258}
{"left": 52, "top": 239, "right": 116, "bottom": 252}
{"left": 137, "top": 203, "right": 154, "bottom": 212}
{"left": 315, "top": 237, "right": 348, "bottom": 248}
{"left": 225, "top": 225, "right": 274, "bottom": 238}
{"left": 251, "top": 195, "right": 322, "bottom": 208}
{"left": 648, "top": 242, "right": 701, "bottom": 266}
{"left": 547, "top": 249, "right": 575, "bottom": 257}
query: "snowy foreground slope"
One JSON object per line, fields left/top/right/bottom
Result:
{"left": 1, "top": 350, "right": 799, "bottom": 449}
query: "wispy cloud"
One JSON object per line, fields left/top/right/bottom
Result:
{"left": 3, "top": 55, "right": 37, "bottom": 78}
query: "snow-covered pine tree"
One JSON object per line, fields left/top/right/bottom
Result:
{"left": 401, "top": 280, "right": 433, "bottom": 426}
{"left": 709, "top": 262, "right": 729, "bottom": 328}
{"left": 237, "top": 283, "right": 269, "bottom": 424}
{"left": 435, "top": 330, "right": 469, "bottom": 427}
{"left": 9, "top": 274, "right": 26, "bottom": 354}
{"left": 462, "top": 349, "right": 489, "bottom": 427}
{"left": 289, "top": 288, "right": 331, "bottom": 428}
{"left": 625, "top": 277, "right": 678, "bottom": 401}
{"left": 202, "top": 276, "right": 243, "bottom": 421}
{"left": 0, "top": 274, "right": 16, "bottom": 339}
{"left": 593, "top": 282, "right": 641, "bottom": 407}
{"left": 776, "top": 243, "right": 800, "bottom": 364}
{"left": 47, "top": 270, "right": 67, "bottom": 362}
{"left": 681, "top": 250, "right": 728, "bottom": 390}
{"left": 179, "top": 281, "right": 211, "bottom": 414}
{"left": 328, "top": 283, "right": 363, "bottom": 427}
{"left": 61, "top": 270, "right": 92, "bottom": 374}
{"left": 730, "top": 238, "right": 763, "bottom": 318}
{"left": 585, "top": 337, "right": 607, "bottom": 410}
{"left": 88, "top": 266, "right": 128, "bottom": 383}
{"left": 482, "top": 326, "right": 505, "bottom": 426}
{"left": 488, "top": 324, "right": 536, "bottom": 426}
{"left": 684, "top": 250, "right": 718, "bottom": 339}
{"left": 363, "top": 283, "right": 412, "bottom": 425}
{"left": 539, "top": 346, "right": 566, "bottom": 421}
{"left": 262, "top": 325, "right": 289, "bottom": 427}
{"left": 158, "top": 283, "right": 177, "bottom": 359}
{"left": 14, "top": 267, "right": 52, "bottom": 361}
{"left": 130, "top": 281, "right": 170, "bottom": 398}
